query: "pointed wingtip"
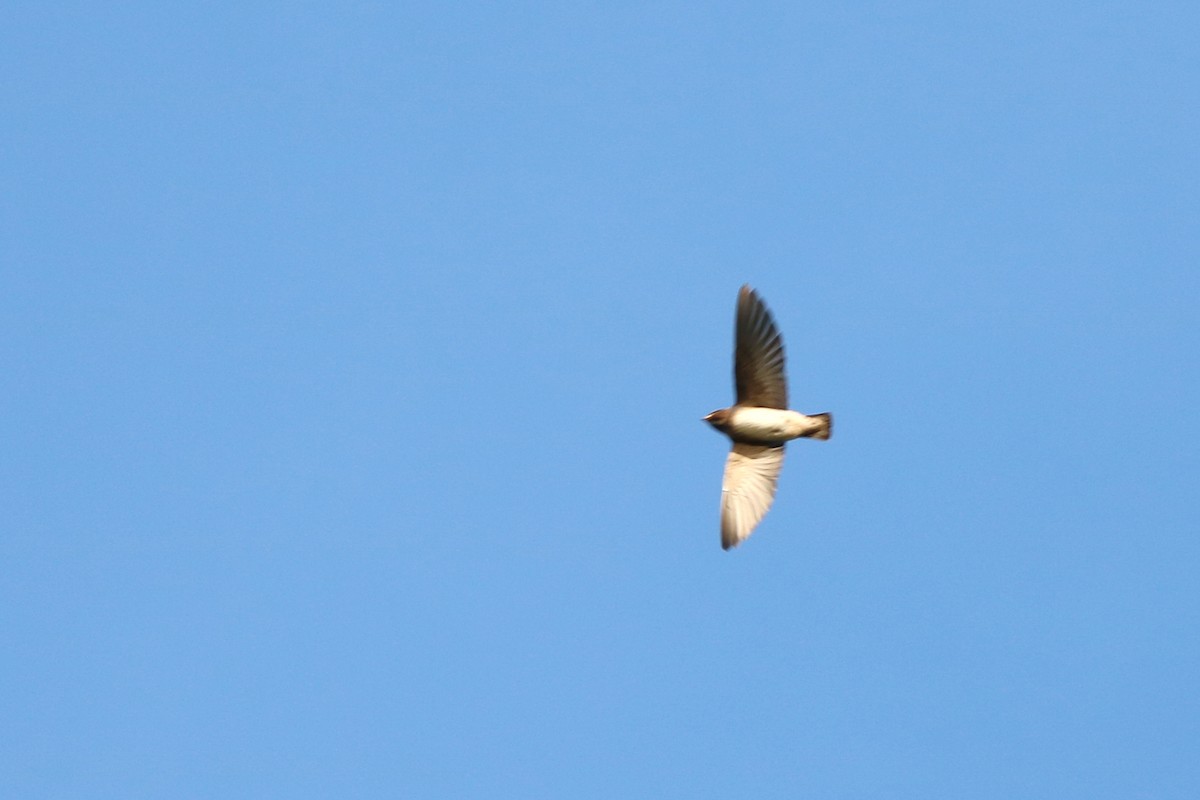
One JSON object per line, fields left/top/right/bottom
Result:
{"left": 737, "top": 284, "right": 758, "bottom": 315}
{"left": 721, "top": 517, "right": 737, "bottom": 550}
{"left": 738, "top": 284, "right": 768, "bottom": 314}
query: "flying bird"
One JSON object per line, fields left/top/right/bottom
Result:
{"left": 704, "top": 285, "right": 832, "bottom": 550}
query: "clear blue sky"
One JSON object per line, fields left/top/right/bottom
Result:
{"left": 3, "top": 3, "right": 1197, "bottom": 797}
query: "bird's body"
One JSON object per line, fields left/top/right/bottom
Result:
{"left": 709, "top": 406, "right": 830, "bottom": 446}
{"left": 704, "top": 285, "right": 832, "bottom": 550}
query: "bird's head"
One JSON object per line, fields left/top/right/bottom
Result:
{"left": 703, "top": 408, "right": 732, "bottom": 432}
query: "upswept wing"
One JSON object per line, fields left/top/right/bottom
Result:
{"left": 734, "top": 285, "right": 788, "bottom": 409}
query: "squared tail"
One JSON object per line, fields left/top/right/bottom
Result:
{"left": 809, "top": 413, "right": 832, "bottom": 440}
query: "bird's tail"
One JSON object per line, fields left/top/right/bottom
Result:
{"left": 808, "top": 413, "right": 832, "bottom": 440}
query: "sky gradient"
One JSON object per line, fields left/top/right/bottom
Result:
{"left": 3, "top": 3, "right": 1198, "bottom": 797}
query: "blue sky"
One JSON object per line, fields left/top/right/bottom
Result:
{"left": 3, "top": 3, "right": 1197, "bottom": 797}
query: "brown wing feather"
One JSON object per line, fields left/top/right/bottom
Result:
{"left": 734, "top": 285, "right": 788, "bottom": 409}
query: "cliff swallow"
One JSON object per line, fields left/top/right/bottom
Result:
{"left": 704, "top": 285, "right": 832, "bottom": 549}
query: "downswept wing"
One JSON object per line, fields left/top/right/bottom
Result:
{"left": 734, "top": 285, "right": 788, "bottom": 409}
{"left": 720, "top": 442, "right": 785, "bottom": 549}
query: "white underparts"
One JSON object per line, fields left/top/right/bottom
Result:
{"left": 729, "top": 407, "right": 824, "bottom": 443}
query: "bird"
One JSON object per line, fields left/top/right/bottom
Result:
{"left": 704, "top": 285, "right": 832, "bottom": 550}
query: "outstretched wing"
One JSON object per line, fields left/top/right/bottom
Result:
{"left": 720, "top": 442, "right": 785, "bottom": 549}
{"left": 734, "top": 285, "right": 788, "bottom": 409}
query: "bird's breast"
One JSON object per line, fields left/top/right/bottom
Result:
{"left": 728, "top": 407, "right": 816, "bottom": 444}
